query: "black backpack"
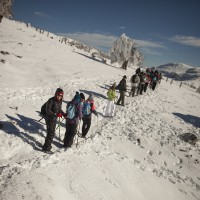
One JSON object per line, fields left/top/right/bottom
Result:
{"left": 131, "top": 75, "right": 137, "bottom": 83}
{"left": 40, "top": 102, "right": 47, "bottom": 116}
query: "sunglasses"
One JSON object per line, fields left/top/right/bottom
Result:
{"left": 57, "top": 94, "right": 63, "bottom": 97}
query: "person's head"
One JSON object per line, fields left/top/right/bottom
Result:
{"left": 88, "top": 93, "right": 94, "bottom": 101}
{"left": 73, "top": 91, "right": 81, "bottom": 102}
{"left": 123, "top": 75, "right": 127, "bottom": 79}
{"left": 55, "top": 88, "right": 64, "bottom": 101}
{"left": 80, "top": 92, "right": 85, "bottom": 102}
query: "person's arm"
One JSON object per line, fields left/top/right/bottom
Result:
{"left": 77, "top": 104, "right": 82, "bottom": 120}
{"left": 91, "top": 103, "right": 98, "bottom": 117}
{"left": 46, "top": 98, "right": 55, "bottom": 117}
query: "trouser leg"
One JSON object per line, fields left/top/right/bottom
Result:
{"left": 64, "top": 122, "right": 77, "bottom": 147}
{"left": 42, "top": 119, "right": 56, "bottom": 151}
{"left": 82, "top": 118, "right": 91, "bottom": 137}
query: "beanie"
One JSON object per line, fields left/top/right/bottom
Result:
{"left": 55, "top": 88, "right": 64, "bottom": 96}
{"left": 88, "top": 93, "right": 94, "bottom": 101}
{"left": 73, "top": 91, "right": 80, "bottom": 101}
{"left": 80, "top": 93, "right": 85, "bottom": 100}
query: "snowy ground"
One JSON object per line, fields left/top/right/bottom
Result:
{"left": 0, "top": 18, "right": 200, "bottom": 200}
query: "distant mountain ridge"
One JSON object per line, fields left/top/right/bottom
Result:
{"left": 156, "top": 63, "right": 200, "bottom": 81}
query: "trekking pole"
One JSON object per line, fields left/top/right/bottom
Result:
{"left": 58, "top": 117, "right": 61, "bottom": 143}
{"left": 55, "top": 117, "right": 65, "bottom": 130}
{"left": 76, "top": 120, "right": 81, "bottom": 147}
{"left": 38, "top": 116, "right": 44, "bottom": 122}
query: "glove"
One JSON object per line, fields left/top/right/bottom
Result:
{"left": 57, "top": 113, "right": 62, "bottom": 118}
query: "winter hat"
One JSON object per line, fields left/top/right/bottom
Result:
{"left": 55, "top": 88, "right": 64, "bottom": 96}
{"left": 73, "top": 91, "right": 80, "bottom": 101}
{"left": 80, "top": 92, "right": 85, "bottom": 100}
{"left": 88, "top": 93, "right": 94, "bottom": 101}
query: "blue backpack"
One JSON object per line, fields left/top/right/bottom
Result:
{"left": 82, "top": 102, "right": 91, "bottom": 116}
{"left": 152, "top": 76, "right": 157, "bottom": 81}
{"left": 66, "top": 102, "right": 76, "bottom": 119}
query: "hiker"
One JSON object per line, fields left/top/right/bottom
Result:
{"left": 42, "top": 88, "right": 66, "bottom": 153}
{"left": 116, "top": 75, "right": 127, "bottom": 106}
{"left": 137, "top": 72, "right": 146, "bottom": 95}
{"left": 151, "top": 71, "right": 159, "bottom": 91}
{"left": 104, "top": 83, "right": 117, "bottom": 117}
{"left": 130, "top": 73, "right": 140, "bottom": 97}
{"left": 143, "top": 73, "right": 151, "bottom": 93}
{"left": 81, "top": 93, "right": 98, "bottom": 138}
{"left": 63, "top": 92, "right": 82, "bottom": 148}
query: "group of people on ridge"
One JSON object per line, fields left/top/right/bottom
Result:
{"left": 42, "top": 89, "right": 98, "bottom": 153}
{"left": 42, "top": 67, "right": 162, "bottom": 153}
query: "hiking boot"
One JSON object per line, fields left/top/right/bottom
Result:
{"left": 42, "top": 149, "right": 54, "bottom": 154}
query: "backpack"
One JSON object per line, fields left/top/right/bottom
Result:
{"left": 152, "top": 76, "right": 157, "bottom": 81}
{"left": 66, "top": 102, "right": 76, "bottom": 119}
{"left": 40, "top": 102, "right": 47, "bottom": 116}
{"left": 136, "top": 68, "right": 140, "bottom": 74}
{"left": 131, "top": 75, "right": 137, "bottom": 83}
{"left": 82, "top": 101, "right": 91, "bottom": 116}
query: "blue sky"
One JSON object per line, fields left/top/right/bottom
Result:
{"left": 13, "top": 0, "right": 200, "bottom": 67}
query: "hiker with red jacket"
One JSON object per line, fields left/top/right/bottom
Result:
{"left": 63, "top": 92, "right": 82, "bottom": 148}
{"left": 81, "top": 93, "right": 98, "bottom": 138}
{"left": 42, "top": 88, "right": 66, "bottom": 153}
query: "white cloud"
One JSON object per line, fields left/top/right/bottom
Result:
{"left": 170, "top": 35, "right": 200, "bottom": 47}
{"left": 119, "top": 26, "right": 126, "bottom": 29}
{"left": 58, "top": 32, "right": 117, "bottom": 49}
{"left": 134, "top": 39, "right": 166, "bottom": 49}
{"left": 34, "top": 11, "right": 54, "bottom": 19}
{"left": 57, "top": 32, "right": 166, "bottom": 55}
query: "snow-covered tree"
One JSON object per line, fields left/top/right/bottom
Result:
{"left": 109, "top": 33, "right": 143, "bottom": 68}
{"left": 0, "top": 0, "right": 14, "bottom": 21}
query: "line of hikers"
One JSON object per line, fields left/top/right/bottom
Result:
{"left": 104, "top": 67, "right": 162, "bottom": 117}
{"left": 41, "top": 67, "right": 162, "bottom": 153}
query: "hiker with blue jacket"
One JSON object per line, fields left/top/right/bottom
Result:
{"left": 63, "top": 92, "right": 82, "bottom": 148}
{"left": 42, "top": 88, "right": 66, "bottom": 153}
{"left": 116, "top": 75, "right": 127, "bottom": 106}
{"left": 81, "top": 93, "right": 98, "bottom": 138}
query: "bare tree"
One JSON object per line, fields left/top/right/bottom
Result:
{"left": 0, "top": 0, "right": 14, "bottom": 22}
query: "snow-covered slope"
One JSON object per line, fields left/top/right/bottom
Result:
{"left": 0, "top": 18, "right": 200, "bottom": 200}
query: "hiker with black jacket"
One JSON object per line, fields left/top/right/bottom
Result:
{"left": 116, "top": 75, "right": 127, "bottom": 106}
{"left": 42, "top": 88, "right": 66, "bottom": 153}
